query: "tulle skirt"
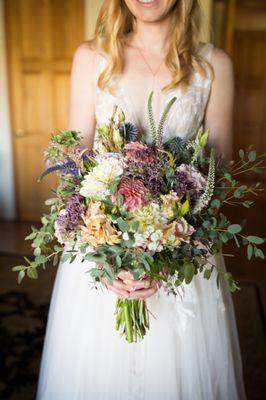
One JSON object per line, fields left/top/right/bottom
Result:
{"left": 36, "top": 250, "right": 246, "bottom": 400}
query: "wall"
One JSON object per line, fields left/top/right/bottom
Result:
{"left": 0, "top": 0, "right": 15, "bottom": 219}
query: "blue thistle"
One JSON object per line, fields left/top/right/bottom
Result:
{"left": 120, "top": 122, "right": 139, "bottom": 143}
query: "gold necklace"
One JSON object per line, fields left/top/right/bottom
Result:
{"left": 135, "top": 38, "right": 166, "bottom": 91}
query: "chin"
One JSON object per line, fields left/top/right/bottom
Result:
{"left": 125, "top": 0, "right": 176, "bottom": 23}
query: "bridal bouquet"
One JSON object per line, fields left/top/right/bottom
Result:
{"left": 13, "top": 92, "right": 265, "bottom": 342}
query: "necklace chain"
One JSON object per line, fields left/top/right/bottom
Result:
{"left": 134, "top": 37, "right": 165, "bottom": 90}
{"left": 137, "top": 46, "right": 164, "bottom": 77}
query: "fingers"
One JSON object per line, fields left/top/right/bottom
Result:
{"left": 123, "top": 278, "right": 152, "bottom": 290}
{"left": 102, "top": 275, "right": 162, "bottom": 300}
{"left": 128, "top": 281, "right": 159, "bottom": 300}
{"left": 117, "top": 269, "right": 134, "bottom": 281}
{"left": 103, "top": 279, "right": 129, "bottom": 298}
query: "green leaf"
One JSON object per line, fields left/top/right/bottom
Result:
{"left": 33, "top": 247, "right": 41, "bottom": 256}
{"left": 35, "top": 255, "right": 47, "bottom": 265}
{"left": 12, "top": 265, "right": 24, "bottom": 272}
{"left": 247, "top": 244, "right": 253, "bottom": 260}
{"left": 228, "top": 224, "right": 242, "bottom": 234}
{"left": 224, "top": 272, "right": 239, "bottom": 292}
{"left": 25, "top": 231, "right": 37, "bottom": 240}
{"left": 131, "top": 220, "right": 140, "bottom": 231}
{"left": 18, "top": 270, "right": 25, "bottom": 284}
{"left": 254, "top": 248, "right": 265, "bottom": 259}
{"left": 116, "top": 217, "right": 130, "bottom": 232}
{"left": 246, "top": 236, "right": 265, "bottom": 245}
{"left": 211, "top": 199, "right": 221, "bottom": 209}
{"left": 115, "top": 255, "right": 122, "bottom": 268}
{"left": 180, "top": 199, "right": 190, "bottom": 216}
{"left": 27, "top": 268, "right": 38, "bottom": 279}
{"left": 184, "top": 262, "right": 195, "bottom": 284}
{"left": 248, "top": 150, "right": 256, "bottom": 162}
{"left": 224, "top": 173, "right": 232, "bottom": 182}
{"left": 220, "top": 232, "right": 229, "bottom": 243}
{"left": 54, "top": 245, "right": 64, "bottom": 252}
{"left": 239, "top": 149, "right": 244, "bottom": 159}
{"left": 204, "top": 269, "right": 212, "bottom": 280}
{"left": 85, "top": 253, "right": 107, "bottom": 263}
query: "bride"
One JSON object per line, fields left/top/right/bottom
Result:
{"left": 37, "top": 0, "right": 247, "bottom": 399}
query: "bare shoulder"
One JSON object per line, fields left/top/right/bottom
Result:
{"left": 71, "top": 40, "right": 99, "bottom": 85}
{"left": 211, "top": 46, "right": 234, "bottom": 80}
{"left": 72, "top": 39, "right": 98, "bottom": 64}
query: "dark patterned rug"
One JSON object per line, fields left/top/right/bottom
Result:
{"left": 0, "top": 292, "right": 48, "bottom": 400}
{"left": 0, "top": 255, "right": 265, "bottom": 400}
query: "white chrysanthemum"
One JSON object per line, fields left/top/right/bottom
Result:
{"left": 80, "top": 156, "right": 123, "bottom": 200}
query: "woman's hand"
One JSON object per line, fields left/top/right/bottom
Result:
{"left": 101, "top": 276, "right": 131, "bottom": 298}
{"left": 102, "top": 270, "right": 161, "bottom": 300}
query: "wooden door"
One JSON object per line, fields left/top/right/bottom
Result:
{"left": 5, "top": 0, "right": 84, "bottom": 220}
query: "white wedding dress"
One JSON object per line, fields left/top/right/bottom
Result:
{"left": 37, "top": 43, "right": 247, "bottom": 400}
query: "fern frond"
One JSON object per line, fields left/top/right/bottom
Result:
{"left": 156, "top": 96, "right": 177, "bottom": 147}
{"left": 193, "top": 148, "right": 215, "bottom": 214}
{"left": 147, "top": 91, "right": 157, "bottom": 144}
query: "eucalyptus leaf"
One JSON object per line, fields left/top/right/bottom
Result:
{"left": 247, "top": 244, "right": 253, "bottom": 260}
{"left": 248, "top": 150, "right": 256, "bottom": 162}
{"left": 228, "top": 224, "right": 242, "bottom": 234}
{"left": 116, "top": 217, "right": 130, "bottom": 232}
{"left": 246, "top": 236, "right": 265, "bottom": 245}
{"left": 184, "top": 262, "right": 195, "bottom": 284}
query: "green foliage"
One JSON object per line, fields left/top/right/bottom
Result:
{"left": 193, "top": 148, "right": 215, "bottom": 213}
{"left": 147, "top": 91, "right": 157, "bottom": 145}
{"left": 148, "top": 91, "right": 177, "bottom": 148}
{"left": 156, "top": 96, "right": 177, "bottom": 147}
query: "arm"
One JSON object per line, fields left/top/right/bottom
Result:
{"left": 204, "top": 47, "right": 235, "bottom": 161}
{"left": 68, "top": 41, "right": 97, "bottom": 150}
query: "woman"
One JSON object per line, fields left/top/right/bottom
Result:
{"left": 37, "top": 1, "right": 246, "bottom": 399}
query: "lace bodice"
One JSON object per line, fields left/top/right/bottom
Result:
{"left": 93, "top": 43, "right": 214, "bottom": 147}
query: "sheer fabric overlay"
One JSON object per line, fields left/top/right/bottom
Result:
{"left": 37, "top": 43, "right": 247, "bottom": 400}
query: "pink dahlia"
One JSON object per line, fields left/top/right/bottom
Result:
{"left": 124, "top": 141, "right": 156, "bottom": 164}
{"left": 117, "top": 176, "right": 150, "bottom": 211}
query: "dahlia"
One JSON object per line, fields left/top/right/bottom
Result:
{"left": 80, "top": 155, "right": 123, "bottom": 200}
{"left": 117, "top": 176, "right": 150, "bottom": 211}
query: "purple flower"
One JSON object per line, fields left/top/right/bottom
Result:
{"left": 55, "top": 195, "right": 85, "bottom": 243}
{"left": 41, "top": 160, "right": 80, "bottom": 180}
{"left": 174, "top": 164, "right": 206, "bottom": 196}
{"left": 124, "top": 142, "right": 167, "bottom": 194}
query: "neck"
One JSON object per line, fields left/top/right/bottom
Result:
{"left": 126, "top": 16, "right": 172, "bottom": 55}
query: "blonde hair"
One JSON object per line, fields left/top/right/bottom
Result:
{"left": 91, "top": 0, "right": 211, "bottom": 94}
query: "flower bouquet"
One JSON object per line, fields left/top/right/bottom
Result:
{"left": 13, "top": 91, "right": 265, "bottom": 343}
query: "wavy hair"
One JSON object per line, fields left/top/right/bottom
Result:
{"left": 91, "top": 0, "right": 211, "bottom": 94}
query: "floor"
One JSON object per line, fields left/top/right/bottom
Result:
{"left": 0, "top": 221, "right": 265, "bottom": 400}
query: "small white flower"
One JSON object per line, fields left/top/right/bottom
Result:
{"left": 146, "top": 225, "right": 155, "bottom": 234}
{"left": 122, "top": 232, "right": 129, "bottom": 241}
{"left": 150, "top": 229, "right": 163, "bottom": 242}
{"left": 147, "top": 242, "right": 159, "bottom": 252}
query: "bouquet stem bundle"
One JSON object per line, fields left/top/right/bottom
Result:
{"left": 115, "top": 298, "right": 149, "bottom": 343}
